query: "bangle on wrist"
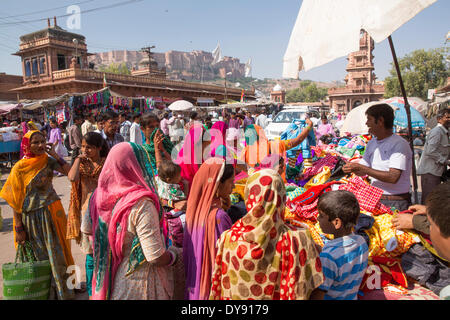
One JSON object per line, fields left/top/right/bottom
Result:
{"left": 168, "top": 249, "right": 177, "bottom": 266}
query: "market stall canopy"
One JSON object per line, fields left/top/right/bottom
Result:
{"left": 168, "top": 100, "right": 194, "bottom": 111}
{"left": 0, "top": 103, "right": 21, "bottom": 114}
{"left": 196, "top": 97, "right": 215, "bottom": 104}
{"left": 218, "top": 102, "right": 249, "bottom": 109}
{"left": 22, "top": 94, "right": 70, "bottom": 110}
{"left": 282, "top": 0, "right": 436, "bottom": 77}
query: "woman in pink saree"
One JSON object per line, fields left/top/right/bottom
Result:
{"left": 83, "top": 142, "right": 181, "bottom": 300}
{"left": 175, "top": 123, "right": 211, "bottom": 190}
{"left": 209, "top": 121, "right": 238, "bottom": 166}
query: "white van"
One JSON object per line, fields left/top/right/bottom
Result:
{"left": 265, "top": 105, "right": 320, "bottom": 140}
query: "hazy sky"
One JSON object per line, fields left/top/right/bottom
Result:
{"left": 0, "top": 0, "right": 448, "bottom": 82}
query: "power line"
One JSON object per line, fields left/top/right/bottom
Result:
{"left": 0, "top": 0, "right": 96, "bottom": 20}
{"left": 0, "top": 11, "right": 43, "bottom": 33}
{"left": 0, "top": 0, "right": 144, "bottom": 26}
{"left": 0, "top": 32, "right": 20, "bottom": 43}
{"left": 0, "top": 42, "right": 17, "bottom": 51}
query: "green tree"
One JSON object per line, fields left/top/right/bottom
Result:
{"left": 286, "top": 82, "right": 328, "bottom": 103}
{"left": 99, "top": 62, "right": 131, "bottom": 75}
{"left": 384, "top": 48, "right": 448, "bottom": 100}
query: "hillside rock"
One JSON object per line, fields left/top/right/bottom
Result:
{"left": 88, "top": 49, "right": 245, "bottom": 81}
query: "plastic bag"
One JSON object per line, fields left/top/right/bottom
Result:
{"left": 54, "top": 141, "right": 68, "bottom": 158}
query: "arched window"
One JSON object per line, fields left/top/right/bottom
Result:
{"left": 32, "top": 58, "right": 38, "bottom": 75}
{"left": 24, "top": 60, "right": 31, "bottom": 77}
{"left": 353, "top": 100, "right": 362, "bottom": 109}
{"left": 39, "top": 56, "right": 46, "bottom": 74}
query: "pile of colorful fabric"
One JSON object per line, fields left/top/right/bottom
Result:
{"left": 312, "top": 134, "right": 371, "bottom": 161}
{"left": 230, "top": 133, "right": 445, "bottom": 299}
{"left": 270, "top": 146, "right": 440, "bottom": 299}
{"left": 281, "top": 166, "right": 438, "bottom": 298}
{"left": 333, "top": 134, "right": 371, "bottom": 160}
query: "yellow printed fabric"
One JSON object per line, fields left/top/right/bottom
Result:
{"left": 304, "top": 166, "right": 331, "bottom": 189}
{"left": 365, "top": 214, "right": 419, "bottom": 258}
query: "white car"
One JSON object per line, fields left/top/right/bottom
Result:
{"left": 265, "top": 106, "right": 320, "bottom": 140}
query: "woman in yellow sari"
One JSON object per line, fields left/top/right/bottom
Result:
{"left": 0, "top": 130, "right": 75, "bottom": 300}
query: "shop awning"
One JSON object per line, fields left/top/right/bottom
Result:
{"left": 0, "top": 103, "right": 21, "bottom": 114}
{"left": 196, "top": 97, "right": 215, "bottom": 104}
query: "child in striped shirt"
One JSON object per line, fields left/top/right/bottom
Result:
{"left": 315, "top": 190, "right": 369, "bottom": 300}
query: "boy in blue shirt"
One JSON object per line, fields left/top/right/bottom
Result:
{"left": 315, "top": 190, "right": 369, "bottom": 300}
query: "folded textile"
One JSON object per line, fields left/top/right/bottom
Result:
{"left": 326, "top": 157, "right": 347, "bottom": 182}
{"left": 360, "top": 256, "right": 409, "bottom": 293}
{"left": 301, "top": 154, "right": 339, "bottom": 181}
{"left": 286, "top": 186, "right": 306, "bottom": 201}
{"left": 304, "top": 166, "right": 331, "bottom": 189}
{"left": 338, "top": 176, "right": 384, "bottom": 212}
{"left": 286, "top": 181, "right": 339, "bottom": 222}
{"left": 365, "top": 214, "right": 420, "bottom": 258}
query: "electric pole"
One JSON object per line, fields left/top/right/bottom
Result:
{"left": 141, "top": 45, "right": 156, "bottom": 77}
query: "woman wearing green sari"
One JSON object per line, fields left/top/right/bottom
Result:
{"left": 82, "top": 142, "right": 183, "bottom": 300}
{"left": 140, "top": 113, "right": 174, "bottom": 176}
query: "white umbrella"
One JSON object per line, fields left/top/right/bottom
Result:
{"left": 283, "top": 0, "right": 436, "bottom": 76}
{"left": 339, "top": 101, "right": 394, "bottom": 135}
{"left": 168, "top": 100, "right": 194, "bottom": 111}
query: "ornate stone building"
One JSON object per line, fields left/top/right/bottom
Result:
{"left": 11, "top": 19, "right": 254, "bottom": 101}
{"left": 270, "top": 84, "right": 286, "bottom": 104}
{"left": 328, "top": 30, "right": 385, "bottom": 113}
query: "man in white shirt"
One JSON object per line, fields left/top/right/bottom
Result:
{"left": 255, "top": 110, "right": 267, "bottom": 129}
{"left": 94, "top": 114, "right": 104, "bottom": 134}
{"left": 81, "top": 113, "right": 96, "bottom": 136}
{"left": 160, "top": 112, "right": 176, "bottom": 137}
{"left": 343, "top": 103, "right": 412, "bottom": 211}
{"left": 130, "top": 113, "right": 143, "bottom": 145}
{"left": 169, "top": 113, "right": 185, "bottom": 144}
{"left": 417, "top": 108, "right": 449, "bottom": 204}
{"left": 119, "top": 112, "right": 132, "bottom": 142}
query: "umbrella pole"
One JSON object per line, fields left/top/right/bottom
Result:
{"left": 387, "top": 35, "right": 419, "bottom": 204}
